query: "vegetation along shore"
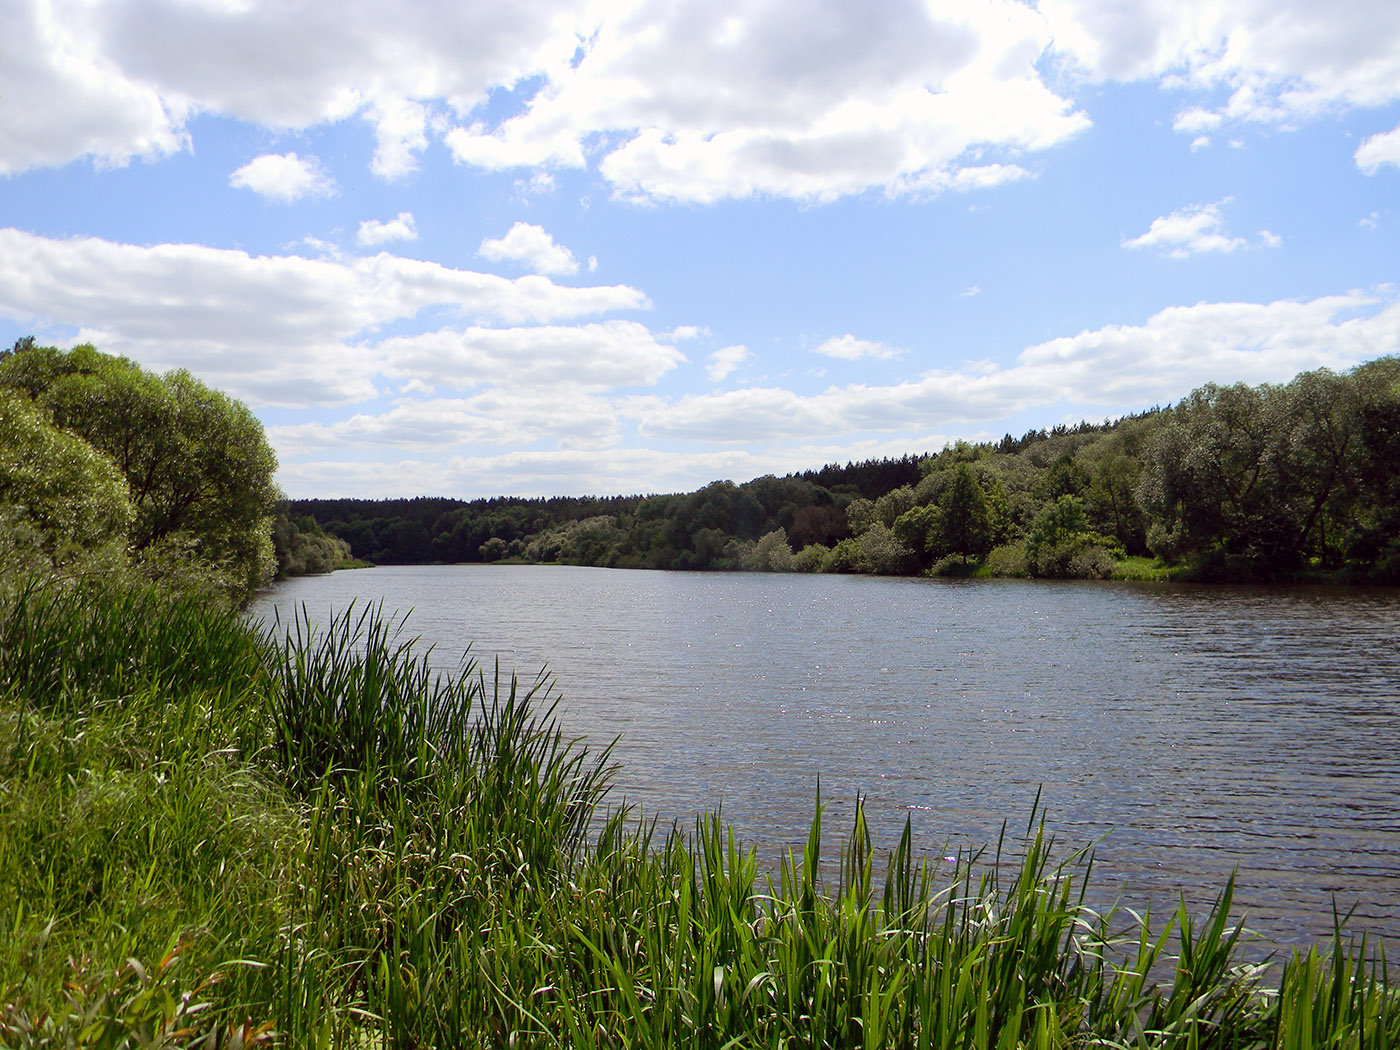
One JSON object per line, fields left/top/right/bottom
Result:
{"left": 283, "top": 356, "right": 1400, "bottom": 586}
{"left": 2, "top": 339, "right": 1398, "bottom": 1045}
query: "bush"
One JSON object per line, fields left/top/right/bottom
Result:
{"left": 984, "top": 543, "right": 1030, "bottom": 577}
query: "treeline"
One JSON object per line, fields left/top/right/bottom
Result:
{"left": 288, "top": 356, "right": 1400, "bottom": 583}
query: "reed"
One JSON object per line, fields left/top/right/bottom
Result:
{"left": 2, "top": 572, "right": 1397, "bottom": 1048}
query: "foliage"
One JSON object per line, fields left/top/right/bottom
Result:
{"left": 983, "top": 542, "right": 1030, "bottom": 577}
{"left": 934, "top": 463, "right": 993, "bottom": 563}
{"left": 0, "top": 343, "right": 280, "bottom": 603}
{"left": 271, "top": 510, "right": 354, "bottom": 578}
{"left": 0, "top": 389, "right": 134, "bottom": 577}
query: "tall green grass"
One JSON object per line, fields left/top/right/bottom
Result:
{"left": 2, "top": 573, "right": 1397, "bottom": 1048}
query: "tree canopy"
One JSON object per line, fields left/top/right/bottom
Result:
{"left": 0, "top": 342, "right": 279, "bottom": 602}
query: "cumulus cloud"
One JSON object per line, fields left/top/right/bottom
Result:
{"left": 229, "top": 152, "right": 336, "bottom": 203}
{"left": 814, "top": 335, "right": 900, "bottom": 360}
{"left": 368, "top": 98, "right": 431, "bottom": 179}
{"left": 631, "top": 292, "right": 1400, "bottom": 443}
{"left": 1172, "top": 108, "right": 1223, "bottom": 134}
{"left": 273, "top": 436, "right": 958, "bottom": 500}
{"left": 11, "top": 0, "right": 1400, "bottom": 199}
{"left": 1042, "top": 0, "right": 1400, "bottom": 129}
{"left": 376, "top": 321, "right": 685, "bottom": 391}
{"left": 0, "top": 228, "right": 648, "bottom": 406}
{"left": 1356, "top": 123, "right": 1400, "bottom": 174}
{"left": 269, "top": 389, "right": 623, "bottom": 452}
{"left": 478, "top": 222, "right": 580, "bottom": 274}
{"left": 1123, "top": 200, "right": 1246, "bottom": 258}
{"left": 0, "top": 1, "right": 188, "bottom": 173}
{"left": 3, "top": 0, "right": 1098, "bottom": 202}
{"left": 449, "top": 0, "right": 1087, "bottom": 203}
{"left": 706, "top": 345, "right": 749, "bottom": 381}
{"left": 0, "top": 0, "right": 589, "bottom": 176}
{"left": 357, "top": 212, "right": 419, "bottom": 246}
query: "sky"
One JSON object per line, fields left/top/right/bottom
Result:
{"left": 2, "top": 0, "right": 1398, "bottom": 500}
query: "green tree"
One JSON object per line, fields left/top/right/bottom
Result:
{"left": 1085, "top": 452, "right": 1147, "bottom": 555}
{"left": 1024, "top": 495, "right": 1118, "bottom": 578}
{"left": 272, "top": 511, "right": 353, "bottom": 577}
{"left": 0, "top": 389, "right": 134, "bottom": 574}
{"left": 935, "top": 464, "right": 992, "bottom": 563}
{"left": 858, "top": 521, "right": 912, "bottom": 575}
{"left": 752, "top": 529, "right": 797, "bottom": 571}
{"left": 1343, "top": 356, "right": 1400, "bottom": 576}
{"left": 0, "top": 344, "right": 279, "bottom": 602}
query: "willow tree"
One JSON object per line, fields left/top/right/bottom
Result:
{"left": 0, "top": 343, "right": 278, "bottom": 602}
{"left": 0, "top": 389, "right": 134, "bottom": 575}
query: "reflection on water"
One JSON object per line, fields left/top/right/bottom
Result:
{"left": 250, "top": 566, "right": 1400, "bottom": 949}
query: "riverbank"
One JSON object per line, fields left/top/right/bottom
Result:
{"left": 4, "top": 575, "right": 1398, "bottom": 1047}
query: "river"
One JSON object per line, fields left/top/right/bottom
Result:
{"left": 249, "top": 565, "right": 1400, "bottom": 951}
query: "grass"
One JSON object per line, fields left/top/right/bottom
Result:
{"left": 2, "top": 573, "right": 1397, "bottom": 1048}
{"left": 1110, "top": 556, "right": 1182, "bottom": 582}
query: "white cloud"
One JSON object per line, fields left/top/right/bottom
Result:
{"left": 8, "top": 0, "right": 1400, "bottom": 199}
{"left": 376, "top": 321, "right": 685, "bottom": 392}
{"left": 478, "top": 222, "right": 580, "bottom": 275}
{"left": 1042, "top": 0, "right": 1400, "bottom": 128}
{"left": 0, "top": 228, "right": 648, "bottom": 406}
{"left": 814, "top": 335, "right": 900, "bottom": 360}
{"left": 449, "top": 0, "right": 1088, "bottom": 203}
{"left": 229, "top": 152, "right": 336, "bottom": 203}
{"left": 358, "top": 212, "right": 419, "bottom": 246}
{"left": 269, "top": 389, "right": 623, "bottom": 452}
{"left": 706, "top": 345, "right": 749, "bottom": 382}
{"left": 1356, "top": 123, "right": 1400, "bottom": 174}
{"left": 1173, "top": 107, "right": 1223, "bottom": 134}
{"left": 273, "top": 435, "right": 960, "bottom": 500}
{"left": 0, "top": 1, "right": 188, "bottom": 173}
{"left": 630, "top": 292, "right": 1399, "bottom": 443}
{"left": 1123, "top": 199, "right": 1245, "bottom": 258}
{"left": 368, "top": 98, "right": 431, "bottom": 179}
{"left": 1259, "top": 229, "right": 1282, "bottom": 248}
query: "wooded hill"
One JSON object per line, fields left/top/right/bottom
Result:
{"left": 284, "top": 356, "right": 1400, "bottom": 584}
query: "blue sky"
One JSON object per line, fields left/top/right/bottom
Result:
{"left": 2, "top": 0, "right": 1398, "bottom": 498}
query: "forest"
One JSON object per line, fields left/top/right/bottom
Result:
{"left": 286, "top": 355, "right": 1400, "bottom": 584}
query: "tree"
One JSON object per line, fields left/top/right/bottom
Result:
{"left": 858, "top": 522, "right": 912, "bottom": 575}
{"left": 935, "top": 464, "right": 992, "bottom": 563}
{"left": 751, "top": 529, "right": 796, "bottom": 571}
{"left": 1024, "top": 495, "right": 1117, "bottom": 578}
{"left": 0, "top": 389, "right": 134, "bottom": 573}
{"left": 0, "top": 344, "right": 279, "bottom": 602}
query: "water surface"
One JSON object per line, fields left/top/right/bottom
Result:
{"left": 250, "top": 565, "right": 1400, "bottom": 949}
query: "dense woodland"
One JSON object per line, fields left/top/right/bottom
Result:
{"left": 286, "top": 355, "right": 1400, "bottom": 584}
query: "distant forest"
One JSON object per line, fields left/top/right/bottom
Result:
{"left": 280, "top": 356, "right": 1400, "bottom": 584}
